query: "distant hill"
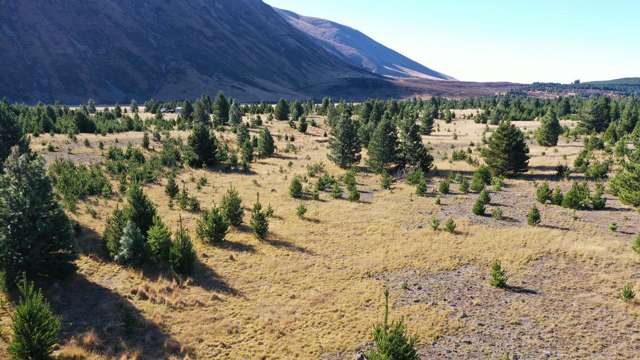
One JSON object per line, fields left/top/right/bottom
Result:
{"left": 276, "top": 8, "right": 454, "bottom": 81}
{"left": 0, "top": 0, "right": 401, "bottom": 104}
{"left": 585, "top": 77, "right": 640, "bottom": 86}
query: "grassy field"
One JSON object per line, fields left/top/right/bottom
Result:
{"left": 2, "top": 112, "right": 639, "bottom": 359}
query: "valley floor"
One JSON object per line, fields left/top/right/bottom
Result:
{"left": 2, "top": 115, "right": 639, "bottom": 359}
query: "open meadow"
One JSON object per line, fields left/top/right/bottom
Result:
{"left": 2, "top": 104, "right": 639, "bottom": 359}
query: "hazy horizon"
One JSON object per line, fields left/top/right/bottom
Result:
{"left": 266, "top": 0, "right": 640, "bottom": 84}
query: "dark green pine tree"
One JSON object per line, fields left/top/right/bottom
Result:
{"left": 328, "top": 113, "right": 361, "bottom": 168}
{"left": 193, "top": 100, "right": 210, "bottom": 125}
{"left": 579, "top": 96, "right": 611, "bottom": 133}
{"left": 236, "top": 122, "right": 250, "bottom": 148}
{"left": 0, "top": 105, "right": 24, "bottom": 169}
{"left": 213, "top": 91, "right": 230, "bottom": 125}
{"left": 0, "top": 149, "right": 75, "bottom": 285}
{"left": 400, "top": 122, "right": 434, "bottom": 173}
{"left": 258, "top": 128, "right": 275, "bottom": 157}
{"left": 229, "top": 100, "right": 242, "bottom": 127}
{"left": 182, "top": 100, "right": 194, "bottom": 122}
{"left": 124, "top": 183, "right": 157, "bottom": 236}
{"left": 274, "top": 99, "right": 290, "bottom": 121}
{"left": 536, "top": 109, "right": 562, "bottom": 146}
{"left": 186, "top": 124, "right": 217, "bottom": 168}
{"left": 169, "top": 217, "right": 196, "bottom": 276}
{"left": 367, "top": 116, "right": 398, "bottom": 173}
{"left": 482, "top": 121, "right": 530, "bottom": 177}
{"left": 9, "top": 279, "right": 61, "bottom": 360}
{"left": 421, "top": 112, "right": 434, "bottom": 135}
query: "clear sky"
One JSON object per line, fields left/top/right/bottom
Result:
{"left": 265, "top": 0, "right": 640, "bottom": 84}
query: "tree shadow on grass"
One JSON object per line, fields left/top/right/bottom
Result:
{"left": 505, "top": 285, "right": 538, "bottom": 295}
{"left": 191, "top": 257, "right": 241, "bottom": 296}
{"left": 46, "top": 274, "right": 191, "bottom": 359}
{"left": 263, "top": 233, "right": 315, "bottom": 255}
{"left": 213, "top": 239, "right": 256, "bottom": 253}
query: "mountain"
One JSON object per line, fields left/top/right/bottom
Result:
{"left": 276, "top": 8, "right": 454, "bottom": 81}
{"left": 0, "top": 0, "right": 401, "bottom": 104}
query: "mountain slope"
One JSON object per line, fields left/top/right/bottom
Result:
{"left": 276, "top": 8, "right": 454, "bottom": 81}
{"left": 0, "top": 0, "right": 399, "bottom": 103}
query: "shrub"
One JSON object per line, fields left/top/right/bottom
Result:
{"left": 296, "top": 203, "right": 307, "bottom": 219}
{"left": 289, "top": 177, "right": 303, "bottom": 199}
{"left": 444, "top": 219, "right": 456, "bottom": 233}
{"left": 470, "top": 173, "right": 485, "bottom": 193}
{"left": 365, "top": 289, "right": 419, "bottom": 360}
{"left": 621, "top": 284, "right": 635, "bottom": 302}
{"left": 347, "top": 182, "right": 360, "bottom": 202}
{"left": 632, "top": 235, "right": 640, "bottom": 254}
{"left": 221, "top": 187, "right": 244, "bottom": 226}
{"left": 147, "top": 217, "right": 171, "bottom": 263}
{"left": 9, "top": 279, "right": 61, "bottom": 360}
{"left": 561, "top": 182, "right": 591, "bottom": 210}
{"left": 527, "top": 206, "right": 541, "bottom": 226}
{"left": 49, "top": 159, "right": 111, "bottom": 208}
{"left": 104, "top": 207, "right": 128, "bottom": 259}
{"left": 459, "top": 178, "right": 470, "bottom": 193}
{"left": 169, "top": 220, "right": 196, "bottom": 276}
{"left": 491, "top": 176, "right": 504, "bottom": 191}
{"left": 197, "top": 206, "right": 229, "bottom": 243}
{"left": 438, "top": 180, "right": 450, "bottom": 194}
{"left": 115, "top": 221, "right": 147, "bottom": 265}
{"left": 430, "top": 217, "right": 440, "bottom": 231}
{"left": 331, "top": 183, "right": 342, "bottom": 199}
{"left": 405, "top": 169, "right": 425, "bottom": 185}
{"left": 556, "top": 164, "right": 571, "bottom": 179}
{"left": 472, "top": 198, "right": 486, "bottom": 216}
{"left": 250, "top": 195, "right": 269, "bottom": 240}
{"left": 591, "top": 184, "right": 607, "bottom": 210}
{"left": 478, "top": 189, "right": 491, "bottom": 204}
{"left": 165, "top": 175, "right": 179, "bottom": 199}
{"left": 490, "top": 260, "right": 508, "bottom": 288}
{"left": 609, "top": 222, "right": 618, "bottom": 232}
{"left": 551, "top": 187, "right": 564, "bottom": 206}
{"left": 491, "top": 208, "right": 503, "bottom": 220}
{"left": 380, "top": 170, "right": 392, "bottom": 190}
{"left": 536, "top": 182, "right": 551, "bottom": 204}
{"left": 415, "top": 179, "right": 428, "bottom": 197}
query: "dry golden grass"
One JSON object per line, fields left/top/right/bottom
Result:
{"left": 1, "top": 114, "right": 639, "bottom": 359}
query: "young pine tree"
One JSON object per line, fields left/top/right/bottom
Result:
{"left": 147, "top": 216, "right": 172, "bottom": 263}
{"left": 104, "top": 207, "right": 128, "bottom": 260}
{"left": 366, "top": 289, "right": 419, "bottom": 360}
{"left": 221, "top": 187, "right": 244, "bottom": 226}
{"left": 289, "top": 177, "right": 303, "bottom": 199}
{"left": 115, "top": 220, "right": 147, "bottom": 265}
{"left": 527, "top": 206, "right": 541, "bottom": 226}
{"left": 489, "top": 260, "right": 508, "bottom": 288}
{"left": 400, "top": 122, "right": 433, "bottom": 173}
{"left": 0, "top": 149, "right": 74, "bottom": 286}
{"left": 536, "top": 109, "right": 562, "bottom": 147}
{"left": 213, "top": 92, "right": 230, "bottom": 125}
{"left": 186, "top": 124, "right": 217, "bottom": 168}
{"left": 196, "top": 206, "right": 229, "bottom": 243}
{"left": 274, "top": 99, "right": 290, "bottom": 121}
{"left": 250, "top": 195, "right": 269, "bottom": 240}
{"left": 165, "top": 175, "right": 179, "bottom": 199}
{"left": 482, "top": 121, "right": 529, "bottom": 177}
{"left": 368, "top": 116, "right": 398, "bottom": 173}
{"left": 169, "top": 219, "right": 196, "bottom": 276}
{"left": 9, "top": 279, "right": 61, "bottom": 360}
{"left": 258, "top": 128, "right": 275, "bottom": 157}
{"left": 125, "top": 184, "right": 157, "bottom": 236}
{"left": 327, "top": 113, "right": 361, "bottom": 168}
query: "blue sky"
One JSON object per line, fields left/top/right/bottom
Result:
{"left": 265, "top": 0, "right": 640, "bottom": 83}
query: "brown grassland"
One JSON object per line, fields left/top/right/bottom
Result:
{"left": 1, "top": 111, "right": 639, "bottom": 359}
